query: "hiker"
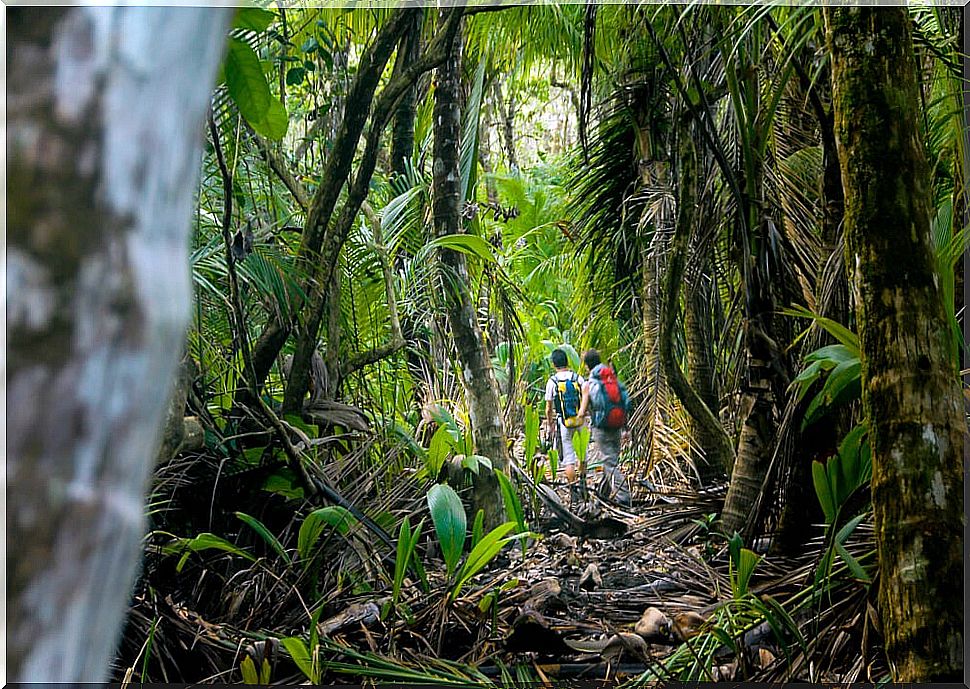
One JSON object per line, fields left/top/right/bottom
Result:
{"left": 544, "top": 348, "right": 585, "bottom": 499}
{"left": 578, "top": 348, "right": 632, "bottom": 507}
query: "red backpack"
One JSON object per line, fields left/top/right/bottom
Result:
{"left": 590, "top": 364, "right": 629, "bottom": 429}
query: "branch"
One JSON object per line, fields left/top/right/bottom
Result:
{"left": 251, "top": 130, "right": 309, "bottom": 212}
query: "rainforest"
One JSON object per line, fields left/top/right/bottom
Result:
{"left": 7, "top": 3, "right": 967, "bottom": 685}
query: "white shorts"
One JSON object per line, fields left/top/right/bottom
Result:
{"left": 557, "top": 419, "right": 578, "bottom": 467}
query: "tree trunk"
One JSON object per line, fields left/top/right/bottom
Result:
{"left": 7, "top": 6, "right": 230, "bottom": 681}
{"left": 824, "top": 7, "right": 965, "bottom": 681}
{"left": 719, "top": 42, "right": 789, "bottom": 536}
{"left": 684, "top": 265, "right": 724, "bottom": 485}
{"left": 432, "top": 12, "right": 509, "bottom": 528}
{"left": 391, "top": 10, "right": 423, "bottom": 179}
{"left": 660, "top": 126, "right": 737, "bottom": 479}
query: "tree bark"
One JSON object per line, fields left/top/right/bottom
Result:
{"left": 660, "top": 126, "right": 737, "bottom": 478}
{"left": 432, "top": 12, "right": 509, "bottom": 529}
{"left": 7, "top": 6, "right": 230, "bottom": 681}
{"left": 684, "top": 265, "right": 724, "bottom": 485}
{"left": 824, "top": 7, "right": 965, "bottom": 681}
{"left": 391, "top": 10, "right": 423, "bottom": 179}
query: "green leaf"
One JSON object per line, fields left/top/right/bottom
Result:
{"left": 250, "top": 96, "right": 289, "bottom": 141}
{"left": 301, "top": 37, "right": 320, "bottom": 53}
{"left": 225, "top": 38, "right": 271, "bottom": 125}
{"left": 452, "top": 521, "right": 517, "bottom": 600}
{"left": 524, "top": 405, "right": 540, "bottom": 465}
{"left": 427, "top": 425, "right": 454, "bottom": 477}
{"left": 461, "top": 454, "right": 492, "bottom": 475}
{"left": 235, "top": 511, "right": 291, "bottom": 564}
{"left": 426, "top": 234, "right": 498, "bottom": 264}
{"left": 782, "top": 305, "right": 860, "bottom": 354}
{"left": 298, "top": 506, "right": 357, "bottom": 562}
{"left": 262, "top": 468, "right": 305, "bottom": 500}
{"left": 459, "top": 57, "right": 487, "bottom": 204}
{"left": 735, "top": 548, "right": 760, "bottom": 597}
{"left": 427, "top": 483, "right": 466, "bottom": 576}
{"left": 393, "top": 517, "right": 418, "bottom": 605}
{"left": 709, "top": 625, "right": 737, "bottom": 653}
{"left": 240, "top": 655, "right": 259, "bottom": 685}
{"left": 281, "top": 637, "right": 314, "bottom": 682}
{"left": 835, "top": 542, "right": 871, "bottom": 582}
{"left": 286, "top": 67, "right": 306, "bottom": 86}
{"left": 471, "top": 509, "right": 485, "bottom": 549}
{"left": 835, "top": 512, "right": 867, "bottom": 545}
{"left": 496, "top": 470, "right": 527, "bottom": 543}
{"left": 233, "top": 7, "right": 275, "bottom": 32}
{"left": 805, "top": 344, "right": 857, "bottom": 366}
{"left": 165, "top": 533, "right": 256, "bottom": 572}
{"left": 812, "top": 460, "right": 837, "bottom": 523}
{"left": 571, "top": 425, "right": 590, "bottom": 465}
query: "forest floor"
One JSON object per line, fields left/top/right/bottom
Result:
{"left": 117, "top": 444, "right": 880, "bottom": 684}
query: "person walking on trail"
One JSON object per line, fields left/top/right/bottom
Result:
{"left": 544, "top": 348, "right": 585, "bottom": 502}
{"left": 578, "top": 348, "right": 632, "bottom": 507}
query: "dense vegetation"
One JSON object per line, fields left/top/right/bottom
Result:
{"left": 8, "top": 4, "right": 966, "bottom": 685}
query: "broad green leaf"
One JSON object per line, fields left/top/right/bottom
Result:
{"left": 225, "top": 38, "right": 271, "bottom": 125}
{"left": 281, "top": 637, "right": 314, "bottom": 682}
{"left": 804, "top": 344, "right": 857, "bottom": 366}
{"left": 298, "top": 506, "right": 357, "bottom": 562}
{"left": 393, "top": 517, "right": 420, "bottom": 604}
{"left": 812, "top": 460, "right": 836, "bottom": 523}
{"left": 250, "top": 96, "right": 289, "bottom": 141}
{"left": 427, "top": 425, "right": 454, "bottom": 477}
{"left": 427, "top": 483, "right": 466, "bottom": 576}
{"left": 496, "top": 470, "right": 527, "bottom": 539}
{"left": 571, "top": 425, "right": 590, "bottom": 465}
{"left": 461, "top": 454, "right": 492, "bottom": 475}
{"left": 235, "top": 511, "right": 290, "bottom": 564}
{"left": 286, "top": 67, "right": 306, "bottom": 86}
{"left": 734, "top": 548, "right": 760, "bottom": 597}
{"left": 524, "top": 405, "right": 540, "bottom": 464}
{"left": 819, "top": 358, "right": 861, "bottom": 405}
{"left": 233, "top": 7, "right": 275, "bottom": 32}
{"left": 427, "top": 234, "right": 498, "bottom": 264}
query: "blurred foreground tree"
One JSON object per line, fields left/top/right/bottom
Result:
{"left": 7, "top": 6, "right": 230, "bottom": 681}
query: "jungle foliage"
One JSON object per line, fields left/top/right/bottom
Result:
{"left": 112, "top": 4, "right": 966, "bottom": 684}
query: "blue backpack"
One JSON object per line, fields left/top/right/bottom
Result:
{"left": 552, "top": 373, "right": 583, "bottom": 428}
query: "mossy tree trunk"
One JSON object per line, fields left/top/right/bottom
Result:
{"left": 432, "top": 11, "right": 509, "bottom": 528}
{"left": 7, "top": 6, "right": 230, "bottom": 681}
{"left": 825, "top": 7, "right": 965, "bottom": 681}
